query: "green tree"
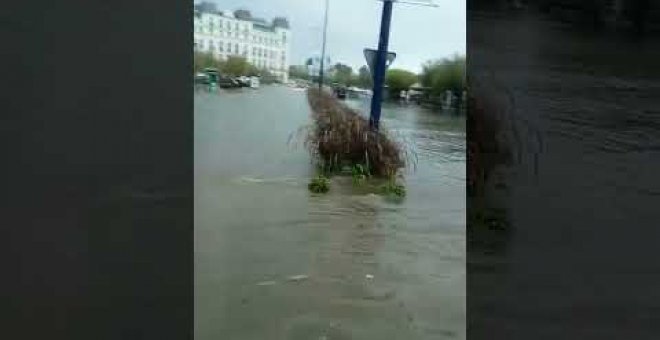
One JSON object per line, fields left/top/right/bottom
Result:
{"left": 331, "top": 63, "right": 353, "bottom": 86}
{"left": 385, "top": 69, "right": 418, "bottom": 97}
{"left": 420, "top": 54, "right": 465, "bottom": 96}
{"left": 289, "top": 65, "right": 310, "bottom": 80}
{"left": 258, "top": 68, "right": 278, "bottom": 84}
{"left": 245, "top": 63, "right": 260, "bottom": 77}
{"left": 220, "top": 56, "right": 254, "bottom": 76}
{"left": 194, "top": 51, "right": 220, "bottom": 73}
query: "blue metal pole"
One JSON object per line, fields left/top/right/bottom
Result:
{"left": 369, "top": 0, "right": 394, "bottom": 130}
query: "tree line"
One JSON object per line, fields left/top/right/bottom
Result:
{"left": 194, "top": 51, "right": 279, "bottom": 83}
{"left": 288, "top": 54, "right": 466, "bottom": 99}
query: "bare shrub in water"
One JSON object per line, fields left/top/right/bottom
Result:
{"left": 294, "top": 88, "right": 408, "bottom": 178}
{"left": 468, "top": 79, "right": 532, "bottom": 233}
{"left": 467, "top": 93, "right": 512, "bottom": 198}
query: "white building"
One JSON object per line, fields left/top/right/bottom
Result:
{"left": 193, "top": 3, "right": 291, "bottom": 82}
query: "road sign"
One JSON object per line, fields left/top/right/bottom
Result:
{"left": 363, "top": 48, "right": 396, "bottom": 76}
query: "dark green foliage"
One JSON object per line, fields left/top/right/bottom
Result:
{"left": 194, "top": 51, "right": 259, "bottom": 77}
{"left": 194, "top": 51, "right": 220, "bottom": 73}
{"left": 308, "top": 175, "right": 330, "bottom": 193}
{"left": 221, "top": 56, "right": 259, "bottom": 77}
{"left": 420, "top": 54, "right": 466, "bottom": 96}
{"left": 258, "top": 68, "right": 279, "bottom": 84}
{"left": 331, "top": 63, "right": 354, "bottom": 86}
{"left": 385, "top": 69, "right": 418, "bottom": 97}
{"left": 290, "top": 63, "right": 373, "bottom": 90}
{"left": 289, "top": 65, "right": 310, "bottom": 80}
{"left": 351, "top": 164, "right": 369, "bottom": 185}
{"left": 380, "top": 181, "right": 406, "bottom": 198}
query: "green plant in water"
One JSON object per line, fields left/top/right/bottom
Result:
{"left": 351, "top": 164, "right": 369, "bottom": 186}
{"left": 308, "top": 175, "right": 330, "bottom": 193}
{"left": 380, "top": 181, "right": 406, "bottom": 198}
{"left": 380, "top": 170, "right": 406, "bottom": 198}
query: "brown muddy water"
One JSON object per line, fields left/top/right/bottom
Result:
{"left": 195, "top": 85, "right": 466, "bottom": 339}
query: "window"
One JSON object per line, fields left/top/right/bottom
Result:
{"left": 235, "top": 44, "right": 239, "bottom": 53}
{"left": 235, "top": 23, "right": 239, "bottom": 30}
{"left": 219, "top": 41, "right": 224, "bottom": 52}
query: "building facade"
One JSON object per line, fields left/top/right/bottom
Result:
{"left": 193, "top": 3, "right": 291, "bottom": 82}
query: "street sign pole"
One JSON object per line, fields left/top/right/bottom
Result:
{"left": 369, "top": 0, "right": 394, "bottom": 130}
{"left": 318, "top": 0, "right": 330, "bottom": 91}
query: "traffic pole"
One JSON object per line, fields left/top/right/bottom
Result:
{"left": 369, "top": 0, "right": 394, "bottom": 130}
{"left": 318, "top": 0, "right": 330, "bottom": 91}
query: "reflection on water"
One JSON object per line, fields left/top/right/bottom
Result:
{"left": 195, "top": 86, "right": 465, "bottom": 339}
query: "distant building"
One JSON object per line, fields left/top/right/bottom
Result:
{"left": 305, "top": 54, "right": 333, "bottom": 79}
{"left": 193, "top": 2, "right": 291, "bottom": 82}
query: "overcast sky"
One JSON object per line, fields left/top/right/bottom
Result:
{"left": 202, "top": 0, "right": 465, "bottom": 73}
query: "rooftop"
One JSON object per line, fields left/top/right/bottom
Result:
{"left": 194, "top": 3, "right": 289, "bottom": 29}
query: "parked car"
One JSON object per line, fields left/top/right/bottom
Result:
{"left": 235, "top": 76, "right": 252, "bottom": 87}
{"left": 333, "top": 86, "right": 347, "bottom": 99}
{"left": 217, "top": 76, "right": 241, "bottom": 89}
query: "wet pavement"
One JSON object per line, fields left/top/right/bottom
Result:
{"left": 195, "top": 86, "right": 465, "bottom": 339}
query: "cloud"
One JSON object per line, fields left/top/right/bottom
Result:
{"left": 201, "top": 0, "right": 465, "bottom": 73}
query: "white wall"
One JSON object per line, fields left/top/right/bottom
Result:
{"left": 194, "top": 10, "right": 291, "bottom": 82}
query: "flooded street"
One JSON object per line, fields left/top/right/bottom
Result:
{"left": 469, "top": 10, "right": 660, "bottom": 338}
{"left": 195, "top": 86, "right": 465, "bottom": 339}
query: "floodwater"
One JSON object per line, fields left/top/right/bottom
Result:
{"left": 468, "top": 10, "right": 660, "bottom": 338}
{"left": 195, "top": 86, "right": 466, "bottom": 339}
